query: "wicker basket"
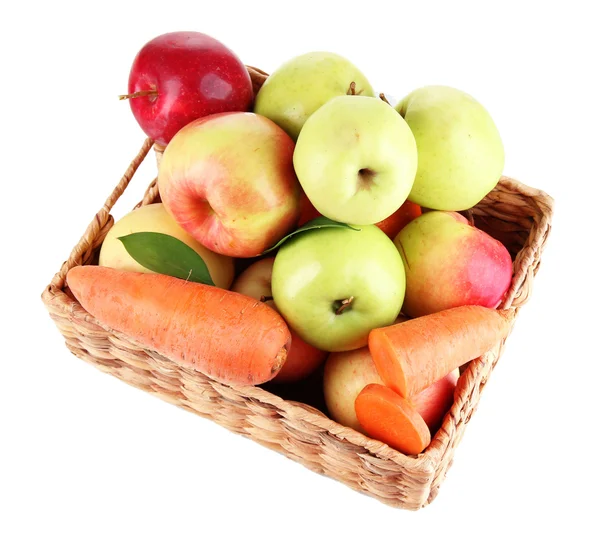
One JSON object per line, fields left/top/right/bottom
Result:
{"left": 41, "top": 66, "right": 554, "bottom": 510}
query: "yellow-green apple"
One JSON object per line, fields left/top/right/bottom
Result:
{"left": 293, "top": 96, "right": 418, "bottom": 225}
{"left": 324, "top": 342, "right": 458, "bottom": 434}
{"left": 253, "top": 51, "right": 374, "bottom": 140}
{"left": 272, "top": 225, "right": 405, "bottom": 352}
{"left": 231, "top": 257, "right": 327, "bottom": 383}
{"left": 99, "top": 203, "right": 234, "bottom": 289}
{"left": 158, "top": 112, "right": 302, "bottom": 258}
{"left": 396, "top": 85, "right": 504, "bottom": 210}
{"left": 395, "top": 211, "right": 513, "bottom": 318}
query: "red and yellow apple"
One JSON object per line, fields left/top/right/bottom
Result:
{"left": 158, "top": 112, "right": 302, "bottom": 258}
{"left": 231, "top": 257, "right": 327, "bottom": 383}
{"left": 323, "top": 342, "right": 458, "bottom": 434}
{"left": 395, "top": 211, "right": 513, "bottom": 317}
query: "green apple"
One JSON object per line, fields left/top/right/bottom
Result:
{"left": 271, "top": 225, "right": 405, "bottom": 352}
{"left": 396, "top": 85, "right": 504, "bottom": 211}
{"left": 254, "top": 51, "right": 374, "bottom": 140}
{"left": 293, "top": 95, "right": 418, "bottom": 225}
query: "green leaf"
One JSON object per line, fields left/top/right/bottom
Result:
{"left": 117, "top": 232, "right": 215, "bottom": 286}
{"left": 263, "top": 216, "right": 360, "bottom": 253}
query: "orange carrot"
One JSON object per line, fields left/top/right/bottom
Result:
{"left": 375, "top": 200, "right": 421, "bottom": 239}
{"left": 66, "top": 265, "right": 291, "bottom": 386}
{"left": 368, "top": 305, "right": 511, "bottom": 398}
{"left": 355, "top": 384, "right": 431, "bottom": 455}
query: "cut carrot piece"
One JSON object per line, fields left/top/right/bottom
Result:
{"left": 355, "top": 384, "right": 431, "bottom": 455}
{"left": 368, "top": 305, "right": 511, "bottom": 398}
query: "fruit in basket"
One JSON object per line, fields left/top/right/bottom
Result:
{"left": 272, "top": 224, "right": 405, "bottom": 352}
{"left": 293, "top": 96, "right": 418, "bottom": 225}
{"left": 158, "top": 112, "right": 302, "bottom": 257}
{"left": 324, "top": 342, "right": 458, "bottom": 434}
{"left": 67, "top": 266, "right": 292, "bottom": 386}
{"left": 395, "top": 211, "right": 513, "bottom": 317}
{"left": 99, "top": 203, "right": 234, "bottom": 289}
{"left": 121, "top": 31, "right": 253, "bottom": 147}
{"left": 396, "top": 85, "right": 504, "bottom": 211}
{"left": 253, "top": 51, "right": 374, "bottom": 140}
{"left": 232, "top": 257, "right": 327, "bottom": 383}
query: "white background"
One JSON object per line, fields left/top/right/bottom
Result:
{"left": 2, "top": 1, "right": 599, "bottom": 534}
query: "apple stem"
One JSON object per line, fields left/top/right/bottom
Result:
{"left": 335, "top": 296, "right": 354, "bottom": 315}
{"left": 347, "top": 82, "right": 363, "bottom": 96}
{"left": 118, "top": 89, "right": 159, "bottom": 101}
{"left": 379, "top": 93, "right": 391, "bottom": 105}
{"left": 260, "top": 295, "right": 274, "bottom": 302}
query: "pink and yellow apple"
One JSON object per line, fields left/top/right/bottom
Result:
{"left": 324, "top": 341, "right": 458, "bottom": 434}
{"left": 231, "top": 257, "right": 327, "bottom": 383}
{"left": 395, "top": 211, "right": 513, "bottom": 318}
{"left": 158, "top": 112, "right": 302, "bottom": 258}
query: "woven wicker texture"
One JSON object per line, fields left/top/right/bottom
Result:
{"left": 41, "top": 67, "right": 554, "bottom": 510}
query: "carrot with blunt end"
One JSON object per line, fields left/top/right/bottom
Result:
{"left": 355, "top": 384, "right": 431, "bottom": 455}
{"left": 368, "top": 305, "right": 512, "bottom": 399}
{"left": 66, "top": 266, "right": 291, "bottom": 386}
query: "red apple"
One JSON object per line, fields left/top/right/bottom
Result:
{"left": 122, "top": 31, "right": 253, "bottom": 146}
{"left": 231, "top": 257, "right": 327, "bottom": 383}
{"left": 158, "top": 112, "right": 302, "bottom": 257}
